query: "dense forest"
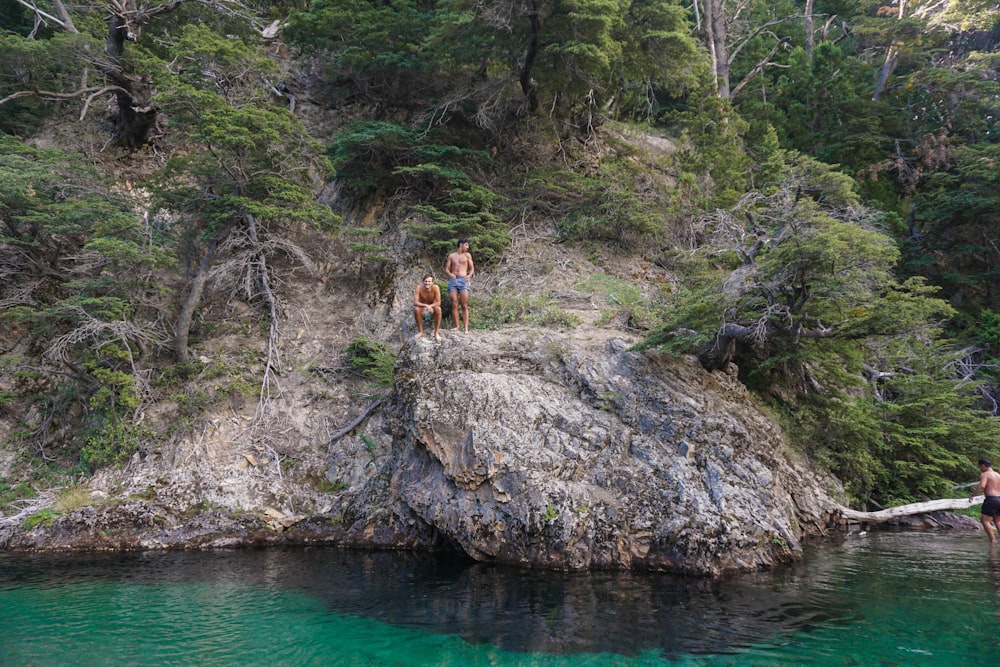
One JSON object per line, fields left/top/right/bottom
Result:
{"left": 1, "top": 0, "right": 999, "bottom": 512}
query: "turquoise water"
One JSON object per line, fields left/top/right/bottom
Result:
{"left": 2, "top": 530, "right": 999, "bottom": 665}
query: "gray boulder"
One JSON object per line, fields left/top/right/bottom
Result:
{"left": 348, "top": 328, "right": 842, "bottom": 574}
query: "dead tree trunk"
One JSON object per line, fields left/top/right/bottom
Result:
{"left": 838, "top": 496, "right": 984, "bottom": 523}
{"left": 104, "top": 13, "right": 159, "bottom": 147}
{"left": 174, "top": 237, "right": 224, "bottom": 362}
{"left": 520, "top": 0, "right": 541, "bottom": 112}
{"left": 804, "top": 0, "right": 815, "bottom": 59}
{"left": 872, "top": 0, "right": 908, "bottom": 101}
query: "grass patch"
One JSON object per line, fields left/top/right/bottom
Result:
{"left": 306, "top": 471, "right": 341, "bottom": 493}
{"left": 474, "top": 294, "right": 580, "bottom": 330}
{"left": 578, "top": 273, "right": 658, "bottom": 330}
{"left": 53, "top": 483, "right": 93, "bottom": 513}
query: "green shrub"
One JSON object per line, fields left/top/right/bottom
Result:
{"left": 81, "top": 416, "right": 150, "bottom": 471}
{"left": 474, "top": 295, "right": 580, "bottom": 330}
{"left": 580, "top": 273, "right": 658, "bottom": 330}
{"left": 553, "top": 161, "right": 666, "bottom": 250}
{"left": 345, "top": 337, "right": 396, "bottom": 387}
{"left": 21, "top": 508, "right": 59, "bottom": 529}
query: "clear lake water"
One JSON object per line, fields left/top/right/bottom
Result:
{"left": 2, "top": 529, "right": 999, "bottom": 665}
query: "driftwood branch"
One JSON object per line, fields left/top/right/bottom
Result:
{"left": 838, "top": 496, "right": 984, "bottom": 523}
{"left": 328, "top": 399, "right": 385, "bottom": 445}
{"left": 0, "top": 489, "right": 59, "bottom": 528}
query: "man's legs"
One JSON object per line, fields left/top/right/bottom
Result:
{"left": 432, "top": 306, "right": 442, "bottom": 339}
{"left": 983, "top": 513, "right": 997, "bottom": 542}
{"left": 459, "top": 291, "right": 470, "bottom": 332}
{"left": 413, "top": 306, "right": 425, "bottom": 336}
{"left": 449, "top": 289, "right": 460, "bottom": 330}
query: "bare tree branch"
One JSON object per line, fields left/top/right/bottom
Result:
{"left": 11, "top": 0, "right": 72, "bottom": 31}
{"left": 327, "top": 399, "right": 386, "bottom": 445}
{"left": 46, "top": 306, "right": 165, "bottom": 363}
{"left": 731, "top": 36, "right": 791, "bottom": 99}
{"left": 0, "top": 86, "right": 129, "bottom": 112}
{"left": 727, "top": 15, "right": 801, "bottom": 66}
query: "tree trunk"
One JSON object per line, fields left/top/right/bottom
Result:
{"left": 838, "top": 496, "right": 984, "bottom": 523}
{"left": 713, "top": 0, "right": 730, "bottom": 98}
{"left": 804, "top": 0, "right": 814, "bottom": 59}
{"left": 520, "top": 0, "right": 541, "bottom": 112}
{"left": 872, "top": 0, "right": 907, "bottom": 101}
{"left": 103, "top": 14, "right": 158, "bottom": 147}
{"left": 697, "top": 333, "right": 737, "bottom": 370}
{"left": 51, "top": 0, "right": 77, "bottom": 32}
{"left": 704, "top": 0, "right": 730, "bottom": 98}
{"left": 872, "top": 44, "right": 899, "bottom": 101}
{"left": 697, "top": 323, "right": 758, "bottom": 369}
{"left": 174, "top": 239, "right": 221, "bottom": 362}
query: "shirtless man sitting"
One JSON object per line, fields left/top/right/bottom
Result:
{"left": 413, "top": 273, "right": 442, "bottom": 341}
{"left": 972, "top": 458, "right": 1000, "bottom": 543}
{"left": 445, "top": 238, "right": 475, "bottom": 333}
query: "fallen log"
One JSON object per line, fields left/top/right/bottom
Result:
{"left": 837, "top": 495, "right": 984, "bottom": 523}
{"left": 327, "top": 398, "right": 385, "bottom": 445}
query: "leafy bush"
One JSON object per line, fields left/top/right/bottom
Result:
{"left": 329, "top": 121, "right": 479, "bottom": 193}
{"left": 329, "top": 121, "right": 511, "bottom": 262}
{"left": 977, "top": 309, "right": 1000, "bottom": 358}
{"left": 405, "top": 171, "right": 510, "bottom": 264}
{"left": 81, "top": 415, "right": 149, "bottom": 471}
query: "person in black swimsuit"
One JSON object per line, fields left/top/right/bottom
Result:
{"left": 972, "top": 458, "right": 1000, "bottom": 543}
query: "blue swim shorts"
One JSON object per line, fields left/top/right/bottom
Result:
{"left": 448, "top": 277, "right": 469, "bottom": 294}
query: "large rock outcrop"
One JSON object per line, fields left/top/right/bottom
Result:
{"left": 340, "top": 328, "right": 842, "bottom": 575}
{"left": 2, "top": 322, "right": 845, "bottom": 574}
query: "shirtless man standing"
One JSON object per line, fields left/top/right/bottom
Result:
{"left": 445, "top": 238, "right": 475, "bottom": 333}
{"left": 413, "top": 273, "right": 442, "bottom": 340}
{"left": 972, "top": 458, "right": 1000, "bottom": 543}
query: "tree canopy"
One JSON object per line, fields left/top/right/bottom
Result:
{"left": 1, "top": 0, "right": 999, "bottom": 507}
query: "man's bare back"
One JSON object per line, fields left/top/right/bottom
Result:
{"left": 974, "top": 459, "right": 1000, "bottom": 543}
{"left": 982, "top": 467, "right": 1000, "bottom": 496}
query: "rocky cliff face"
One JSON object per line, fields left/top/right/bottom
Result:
{"left": 329, "top": 327, "right": 843, "bottom": 574}
{"left": 1, "top": 282, "right": 844, "bottom": 574}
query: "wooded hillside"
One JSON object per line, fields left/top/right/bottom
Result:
{"left": 1, "top": 0, "right": 999, "bottom": 513}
